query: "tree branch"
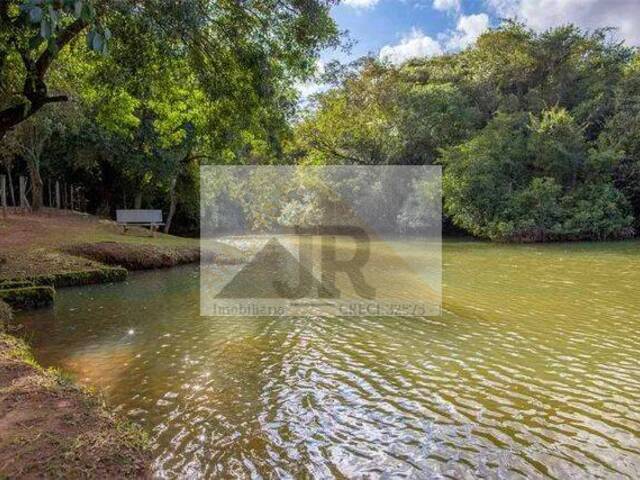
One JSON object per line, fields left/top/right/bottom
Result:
{"left": 42, "top": 95, "right": 69, "bottom": 104}
{"left": 1, "top": 17, "right": 86, "bottom": 139}
{"left": 35, "top": 18, "right": 88, "bottom": 80}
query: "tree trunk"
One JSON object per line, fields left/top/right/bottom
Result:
{"left": 1, "top": 175, "right": 7, "bottom": 218}
{"left": 6, "top": 164, "right": 15, "bottom": 207}
{"left": 26, "top": 157, "right": 43, "bottom": 211}
{"left": 55, "top": 181, "right": 61, "bottom": 209}
{"left": 164, "top": 176, "right": 178, "bottom": 234}
{"left": 134, "top": 192, "right": 142, "bottom": 209}
{"left": 19, "top": 176, "right": 31, "bottom": 210}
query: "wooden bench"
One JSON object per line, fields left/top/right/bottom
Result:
{"left": 116, "top": 209, "right": 164, "bottom": 236}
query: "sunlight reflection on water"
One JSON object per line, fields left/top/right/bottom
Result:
{"left": 16, "top": 239, "right": 640, "bottom": 479}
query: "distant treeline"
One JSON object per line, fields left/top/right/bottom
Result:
{"left": 3, "top": 9, "right": 640, "bottom": 242}
{"left": 200, "top": 166, "right": 440, "bottom": 235}
{"left": 291, "top": 23, "right": 640, "bottom": 242}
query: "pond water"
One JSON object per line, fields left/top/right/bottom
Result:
{"left": 16, "top": 239, "right": 640, "bottom": 479}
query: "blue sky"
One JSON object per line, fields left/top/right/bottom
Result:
{"left": 329, "top": 0, "right": 493, "bottom": 62}
{"left": 298, "top": 0, "right": 640, "bottom": 99}
{"left": 300, "top": 0, "right": 639, "bottom": 87}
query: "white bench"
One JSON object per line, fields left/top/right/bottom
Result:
{"left": 116, "top": 209, "right": 164, "bottom": 236}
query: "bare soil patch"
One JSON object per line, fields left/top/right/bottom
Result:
{"left": 0, "top": 334, "right": 150, "bottom": 479}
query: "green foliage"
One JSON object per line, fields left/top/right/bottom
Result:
{"left": 441, "top": 109, "right": 633, "bottom": 241}
{"left": 294, "top": 23, "right": 639, "bottom": 242}
{"left": 395, "top": 82, "right": 481, "bottom": 164}
{"left": 441, "top": 112, "right": 530, "bottom": 239}
{"left": 0, "top": 286, "right": 55, "bottom": 310}
{"left": 561, "top": 183, "right": 634, "bottom": 240}
{"left": 528, "top": 107, "right": 586, "bottom": 187}
{"left": 29, "top": 267, "right": 128, "bottom": 287}
{"left": 600, "top": 54, "right": 640, "bottom": 230}
{"left": 293, "top": 60, "right": 402, "bottom": 165}
{"left": 1, "top": 0, "right": 339, "bottom": 231}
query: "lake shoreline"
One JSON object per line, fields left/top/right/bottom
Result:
{"left": 0, "top": 211, "right": 241, "bottom": 478}
{"left": 0, "top": 301, "right": 151, "bottom": 478}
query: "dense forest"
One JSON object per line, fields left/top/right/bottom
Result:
{"left": 0, "top": 0, "right": 340, "bottom": 233}
{"left": 1, "top": 2, "right": 640, "bottom": 242}
{"left": 293, "top": 23, "right": 640, "bottom": 241}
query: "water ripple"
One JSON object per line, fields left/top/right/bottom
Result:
{"left": 15, "top": 240, "right": 640, "bottom": 479}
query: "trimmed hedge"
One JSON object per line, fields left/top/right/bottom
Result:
{"left": 28, "top": 267, "right": 128, "bottom": 288}
{"left": 0, "top": 286, "right": 55, "bottom": 310}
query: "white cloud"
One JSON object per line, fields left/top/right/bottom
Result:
{"left": 433, "top": 0, "right": 461, "bottom": 13}
{"left": 484, "top": 0, "right": 518, "bottom": 17}
{"left": 485, "top": 0, "right": 640, "bottom": 45}
{"left": 446, "top": 13, "right": 491, "bottom": 50}
{"left": 343, "top": 0, "right": 380, "bottom": 8}
{"left": 379, "top": 14, "right": 490, "bottom": 65}
{"left": 379, "top": 28, "right": 444, "bottom": 64}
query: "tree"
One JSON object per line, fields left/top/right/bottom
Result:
{"left": 1, "top": 0, "right": 340, "bottom": 139}
{"left": 11, "top": 0, "right": 339, "bottom": 227}
{"left": 441, "top": 112, "right": 530, "bottom": 239}
{"left": 601, "top": 54, "right": 640, "bottom": 230}
{"left": 441, "top": 109, "right": 633, "bottom": 241}
{"left": 295, "top": 23, "right": 638, "bottom": 242}
{"left": 0, "top": 148, "right": 16, "bottom": 206}
{"left": 394, "top": 82, "right": 480, "bottom": 164}
{"left": 1, "top": 101, "right": 78, "bottom": 210}
{"left": 293, "top": 59, "right": 402, "bottom": 165}
{"left": 0, "top": 0, "right": 104, "bottom": 138}
{"left": 528, "top": 107, "right": 586, "bottom": 189}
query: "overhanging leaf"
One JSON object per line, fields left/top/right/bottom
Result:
{"left": 28, "top": 6, "right": 43, "bottom": 23}
{"left": 73, "top": 0, "right": 83, "bottom": 18}
{"left": 40, "top": 19, "right": 51, "bottom": 38}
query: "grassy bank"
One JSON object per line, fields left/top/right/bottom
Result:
{"left": 0, "top": 211, "right": 239, "bottom": 478}
{"left": 0, "top": 211, "right": 241, "bottom": 282}
{"left": 63, "top": 242, "right": 201, "bottom": 270}
{"left": 0, "top": 211, "right": 202, "bottom": 281}
{"left": 0, "top": 321, "right": 151, "bottom": 478}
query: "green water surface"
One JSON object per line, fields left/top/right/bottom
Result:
{"left": 16, "top": 239, "right": 640, "bottom": 479}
